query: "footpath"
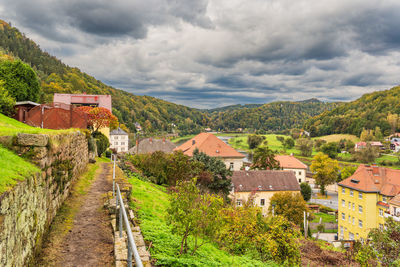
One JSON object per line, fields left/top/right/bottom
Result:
{"left": 34, "top": 162, "right": 115, "bottom": 266}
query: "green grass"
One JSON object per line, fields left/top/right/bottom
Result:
{"left": 0, "top": 144, "right": 40, "bottom": 193}
{"left": 128, "top": 176, "right": 278, "bottom": 266}
{"left": 171, "top": 134, "right": 196, "bottom": 144}
{"left": 0, "top": 113, "right": 73, "bottom": 136}
{"left": 96, "top": 155, "right": 111, "bottom": 163}
{"left": 311, "top": 213, "right": 337, "bottom": 223}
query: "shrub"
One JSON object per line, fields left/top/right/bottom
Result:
{"left": 92, "top": 131, "right": 109, "bottom": 156}
{"left": 319, "top": 205, "right": 334, "bottom": 213}
{"left": 300, "top": 182, "right": 312, "bottom": 201}
{"left": 0, "top": 82, "right": 15, "bottom": 116}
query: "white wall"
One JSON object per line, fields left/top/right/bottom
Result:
{"left": 223, "top": 158, "right": 243, "bottom": 171}
{"left": 282, "top": 168, "right": 306, "bottom": 183}
{"left": 110, "top": 134, "right": 129, "bottom": 153}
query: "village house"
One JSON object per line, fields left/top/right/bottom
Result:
{"left": 230, "top": 170, "right": 300, "bottom": 216}
{"left": 338, "top": 164, "right": 400, "bottom": 242}
{"left": 355, "top": 141, "right": 384, "bottom": 151}
{"left": 174, "top": 132, "right": 245, "bottom": 171}
{"left": 129, "top": 138, "right": 176, "bottom": 154}
{"left": 354, "top": 142, "right": 366, "bottom": 151}
{"left": 275, "top": 155, "right": 307, "bottom": 183}
{"left": 110, "top": 127, "right": 129, "bottom": 153}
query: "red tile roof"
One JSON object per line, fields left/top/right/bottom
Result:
{"left": 377, "top": 201, "right": 390, "bottom": 208}
{"left": 174, "top": 132, "right": 245, "bottom": 158}
{"left": 275, "top": 155, "right": 307, "bottom": 169}
{"left": 231, "top": 170, "right": 300, "bottom": 192}
{"left": 389, "top": 194, "right": 400, "bottom": 206}
{"left": 339, "top": 164, "right": 400, "bottom": 196}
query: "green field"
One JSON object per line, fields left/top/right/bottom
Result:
{"left": 311, "top": 213, "right": 337, "bottom": 223}
{"left": 128, "top": 176, "right": 277, "bottom": 266}
{"left": 0, "top": 144, "right": 40, "bottom": 193}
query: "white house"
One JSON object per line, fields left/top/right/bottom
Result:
{"left": 275, "top": 155, "right": 308, "bottom": 183}
{"left": 110, "top": 127, "right": 129, "bottom": 153}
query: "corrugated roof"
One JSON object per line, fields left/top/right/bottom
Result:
{"left": 275, "top": 155, "right": 307, "bottom": 169}
{"left": 174, "top": 132, "right": 245, "bottom": 158}
{"left": 110, "top": 127, "right": 128, "bottom": 135}
{"left": 339, "top": 164, "right": 400, "bottom": 196}
{"left": 231, "top": 170, "right": 300, "bottom": 192}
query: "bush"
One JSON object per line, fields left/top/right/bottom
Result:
{"left": 0, "top": 82, "right": 15, "bottom": 116}
{"left": 300, "top": 182, "right": 312, "bottom": 201}
{"left": 105, "top": 150, "right": 112, "bottom": 158}
{"left": 247, "top": 135, "right": 266, "bottom": 149}
{"left": 319, "top": 205, "right": 334, "bottom": 213}
{"left": 92, "top": 131, "right": 109, "bottom": 156}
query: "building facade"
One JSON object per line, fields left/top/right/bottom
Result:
{"left": 230, "top": 170, "right": 300, "bottom": 215}
{"left": 110, "top": 128, "right": 129, "bottom": 153}
{"left": 338, "top": 164, "right": 400, "bottom": 241}
{"left": 275, "top": 155, "right": 307, "bottom": 183}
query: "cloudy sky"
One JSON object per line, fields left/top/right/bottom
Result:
{"left": 1, "top": 0, "right": 400, "bottom": 108}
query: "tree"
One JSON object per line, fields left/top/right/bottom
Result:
{"left": 367, "top": 217, "right": 400, "bottom": 266}
{"left": 353, "top": 144, "right": 379, "bottom": 164}
{"left": 360, "top": 128, "right": 374, "bottom": 141}
{"left": 387, "top": 113, "right": 399, "bottom": 134}
{"left": 310, "top": 152, "right": 339, "bottom": 195}
{"left": 167, "top": 179, "right": 223, "bottom": 255}
{"left": 320, "top": 142, "right": 340, "bottom": 159}
{"left": 300, "top": 182, "right": 312, "bottom": 201}
{"left": 268, "top": 192, "right": 308, "bottom": 225}
{"left": 247, "top": 134, "right": 265, "bottom": 149}
{"left": 76, "top": 106, "right": 118, "bottom": 132}
{"left": 338, "top": 166, "right": 357, "bottom": 182}
{"left": 374, "top": 126, "right": 383, "bottom": 141}
{"left": 192, "top": 148, "right": 233, "bottom": 197}
{"left": 0, "top": 81, "right": 15, "bottom": 115}
{"left": 283, "top": 137, "right": 295, "bottom": 149}
{"left": 251, "top": 146, "right": 280, "bottom": 170}
{"left": 296, "top": 138, "right": 313, "bottom": 157}
{"left": 0, "top": 60, "right": 40, "bottom": 102}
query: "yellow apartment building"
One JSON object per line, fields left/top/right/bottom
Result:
{"left": 338, "top": 164, "right": 400, "bottom": 241}
{"left": 230, "top": 170, "right": 300, "bottom": 215}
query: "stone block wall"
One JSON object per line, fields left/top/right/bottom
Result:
{"left": 0, "top": 131, "right": 89, "bottom": 267}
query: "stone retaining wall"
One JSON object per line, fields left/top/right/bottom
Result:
{"left": 0, "top": 131, "right": 89, "bottom": 267}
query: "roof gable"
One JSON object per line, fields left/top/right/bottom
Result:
{"left": 275, "top": 155, "right": 307, "bottom": 169}
{"left": 174, "top": 133, "right": 245, "bottom": 158}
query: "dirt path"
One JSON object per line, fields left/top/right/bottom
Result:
{"left": 35, "top": 162, "right": 114, "bottom": 267}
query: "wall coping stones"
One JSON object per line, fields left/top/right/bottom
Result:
{"left": 17, "top": 133, "right": 49, "bottom": 147}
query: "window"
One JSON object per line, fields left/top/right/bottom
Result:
{"left": 230, "top": 162, "right": 234, "bottom": 171}
{"left": 352, "top": 217, "right": 355, "bottom": 225}
{"left": 359, "top": 192, "right": 363, "bottom": 199}
{"left": 342, "top": 213, "right": 345, "bottom": 220}
{"left": 379, "top": 224, "right": 383, "bottom": 230}
{"left": 342, "top": 200, "right": 345, "bottom": 207}
{"left": 340, "top": 226, "right": 344, "bottom": 236}
{"left": 348, "top": 202, "right": 351, "bottom": 209}
{"left": 360, "top": 238, "right": 364, "bottom": 244}
{"left": 356, "top": 233, "right": 359, "bottom": 239}
{"left": 115, "top": 136, "right": 118, "bottom": 140}
{"left": 121, "top": 142, "right": 125, "bottom": 145}
{"left": 359, "top": 220, "right": 363, "bottom": 228}
{"left": 298, "top": 179, "right": 301, "bottom": 183}
{"left": 350, "top": 190, "right": 354, "bottom": 197}
{"left": 342, "top": 188, "right": 345, "bottom": 194}
{"left": 115, "top": 142, "right": 118, "bottom": 145}
{"left": 260, "top": 199, "right": 265, "bottom": 206}
{"left": 298, "top": 171, "right": 301, "bottom": 175}
{"left": 348, "top": 215, "right": 351, "bottom": 223}
{"left": 383, "top": 196, "right": 387, "bottom": 203}
{"left": 236, "top": 200, "right": 242, "bottom": 206}
{"left": 353, "top": 203, "right": 355, "bottom": 211}
{"left": 359, "top": 205, "right": 363, "bottom": 214}
{"left": 379, "top": 208, "right": 383, "bottom": 217}
{"left": 121, "top": 147, "right": 125, "bottom": 151}
{"left": 349, "top": 232, "right": 354, "bottom": 240}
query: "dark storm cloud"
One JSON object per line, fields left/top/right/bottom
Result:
{"left": 1, "top": 0, "right": 400, "bottom": 108}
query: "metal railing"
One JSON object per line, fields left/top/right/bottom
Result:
{"left": 112, "top": 154, "right": 143, "bottom": 267}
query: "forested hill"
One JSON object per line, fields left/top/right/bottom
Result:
{"left": 304, "top": 86, "right": 400, "bottom": 137}
{"left": 204, "top": 103, "right": 263, "bottom": 113}
{"left": 209, "top": 100, "right": 339, "bottom": 133}
{"left": 0, "top": 20, "right": 207, "bottom": 134}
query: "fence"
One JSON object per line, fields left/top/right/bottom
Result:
{"left": 112, "top": 154, "right": 143, "bottom": 267}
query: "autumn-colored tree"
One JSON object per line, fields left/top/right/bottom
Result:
{"left": 296, "top": 138, "right": 313, "bottom": 157}
{"left": 268, "top": 192, "right": 308, "bottom": 225}
{"left": 76, "top": 106, "right": 118, "bottom": 132}
{"left": 310, "top": 152, "right": 339, "bottom": 195}
{"left": 387, "top": 113, "right": 400, "bottom": 134}
{"left": 360, "top": 128, "right": 374, "bottom": 141}
{"left": 251, "top": 146, "right": 280, "bottom": 170}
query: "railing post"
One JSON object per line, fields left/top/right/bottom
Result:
{"left": 119, "top": 202, "right": 123, "bottom": 238}
{"left": 127, "top": 239, "right": 132, "bottom": 267}
{"left": 112, "top": 154, "right": 116, "bottom": 197}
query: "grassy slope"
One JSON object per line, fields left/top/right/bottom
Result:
{"left": 0, "top": 145, "right": 39, "bottom": 193}
{"left": 128, "top": 176, "right": 277, "bottom": 267}
{"left": 313, "top": 134, "right": 359, "bottom": 143}
{"left": 0, "top": 113, "right": 72, "bottom": 136}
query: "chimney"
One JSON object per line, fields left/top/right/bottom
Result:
{"left": 163, "top": 137, "right": 165, "bottom": 144}
{"left": 192, "top": 140, "right": 196, "bottom": 145}
{"left": 372, "top": 164, "right": 379, "bottom": 176}
{"left": 149, "top": 138, "right": 152, "bottom": 144}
